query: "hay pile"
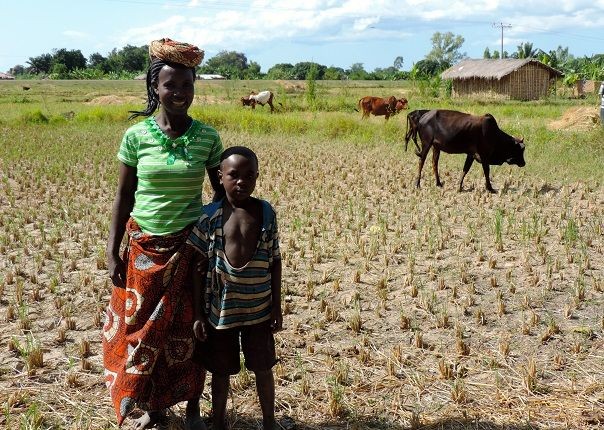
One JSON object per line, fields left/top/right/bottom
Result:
{"left": 548, "top": 106, "right": 601, "bottom": 131}
{"left": 85, "top": 95, "right": 143, "bottom": 105}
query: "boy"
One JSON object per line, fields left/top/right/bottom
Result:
{"left": 188, "top": 146, "right": 283, "bottom": 430}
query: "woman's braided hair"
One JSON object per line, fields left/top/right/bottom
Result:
{"left": 128, "top": 59, "right": 196, "bottom": 120}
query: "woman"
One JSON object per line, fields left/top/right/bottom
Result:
{"left": 103, "top": 38, "right": 223, "bottom": 430}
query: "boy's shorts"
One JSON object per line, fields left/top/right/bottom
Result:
{"left": 199, "top": 321, "right": 276, "bottom": 375}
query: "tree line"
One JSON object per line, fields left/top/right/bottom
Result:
{"left": 7, "top": 32, "right": 604, "bottom": 81}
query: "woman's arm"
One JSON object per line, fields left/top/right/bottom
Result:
{"left": 106, "top": 163, "right": 137, "bottom": 289}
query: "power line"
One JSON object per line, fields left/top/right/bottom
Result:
{"left": 493, "top": 22, "right": 512, "bottom": 55}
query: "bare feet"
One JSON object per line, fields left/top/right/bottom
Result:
{"left": 184, "top": 415, "right": 207, "bottom": 430}
{"left": 185, "top": 400, "right": 207, "bottom": 430}
{"left": 263, "top": 418, "right": 278, "bottom": 430}
{"left": 133, "top": 410, "right": 165, "bottom": 429}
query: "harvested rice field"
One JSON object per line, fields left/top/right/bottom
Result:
{"left": 0, "top": 79, "right": 603, "bottom": 429}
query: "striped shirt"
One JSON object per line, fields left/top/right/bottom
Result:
{"left": 187, "top": 199, "right": 281, "bottom": 329}
{"left": 118, "top": 117, "right": 223, "bottom": 236}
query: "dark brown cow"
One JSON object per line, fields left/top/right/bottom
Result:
{"left": 416, "top": 109, "right": 525, "bottom": 193}
{"left": 358, "top": 96, "right": 408, "bottom": 120}
{"left": 241, "top": 90, "right": 275, "bottom": 112}
{"left": 404, "top": 109, "right": 430, "bottom": 153}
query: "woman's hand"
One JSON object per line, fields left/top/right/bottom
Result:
{"left": 270, "top": 307, "right": 283, "bottom": 333}
{"left": 193, "top": 318, "right": 208, "bottom": 341}
{"left": 108, "top": 253, "right": 127, "bottom": 289}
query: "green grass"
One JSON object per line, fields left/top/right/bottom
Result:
{"left": 1, "top": 79, "right": 603, "bottom": 185}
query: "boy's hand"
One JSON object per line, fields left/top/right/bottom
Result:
{"left": 193, "top": 318, "right": 208, "bottom": 341}
{"left": 270, "top": 307, "right": 283, "bottom": 333}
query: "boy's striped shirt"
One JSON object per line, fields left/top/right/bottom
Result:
{"left": 187, "top": 199, "right": 281, "bottom": 329}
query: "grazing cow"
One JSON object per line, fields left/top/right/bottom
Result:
{"left": 404, "top": 109, "right": 430, "bottom": 153}
{"left": 415, "top": 109, "right": 525, "bottom": 193}
{"left": 241, "top": 90, "right": 275, "bottom": 112}
{"left": 358, "top": 96, "right": 408, "bottom": 121}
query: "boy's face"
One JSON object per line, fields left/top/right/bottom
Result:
{"left": 219, "top": 154, "right": 259, "bottom": 203}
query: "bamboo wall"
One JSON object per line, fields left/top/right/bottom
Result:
{"left": 451, "top": 63, "right": 553, "bottom": 100}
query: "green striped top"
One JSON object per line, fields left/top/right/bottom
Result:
{"left": 118, "top": 117, "right": 223, "bottom": 236}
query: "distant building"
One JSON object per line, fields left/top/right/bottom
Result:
{"left": 441, "top": 59, "right": 563, "bottom": 101}
{"left": 196, "top": 74, "right": 226, "bottom": 80}
{"left": 0, "top": 72, "right": 15, "bottom": 80}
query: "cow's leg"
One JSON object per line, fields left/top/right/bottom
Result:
{"left": 481, "top": 162, "right": 496, "bottom": 193}
{"left": 251, "top": 101, "right": 256, "bottom": 110}
{"left": 415, "top": 143, "right": 431, "bottom": 188}
{"left": 459, "top": 154, "right": 474, "bottom": 192}
{"left": 268, "top": 101, "right": 274, "bottom": 112}
{"left": 432, "top": 148, "right": 442, "bottom": 187}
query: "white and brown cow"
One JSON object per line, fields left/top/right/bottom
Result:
{"left": 241, "top": 90, "right": 275, "bottom": 112}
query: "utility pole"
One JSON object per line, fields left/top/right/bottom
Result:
{"left": 493, "top": 22, "right": 512, "bottom": 58}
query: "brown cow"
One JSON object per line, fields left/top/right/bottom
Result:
{"left": 404, "top": 109, "right": 430, "bottom": 153}
{"left": 416, "top": 109, "right": 525, "bottom": 193}
{"left": 241, "top": 90, "right": 275, "bottom": 112}
{"left": 358, "top": 96, "right": 408, "bottom": 120}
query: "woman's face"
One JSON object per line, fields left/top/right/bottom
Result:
{"left": 154, "top": 64, "right": 195, "bottom": 116}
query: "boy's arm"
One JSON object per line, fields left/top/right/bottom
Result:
{"left": 270, "top": 258, "right": 283, "bottom": 333}
{"left": 192, "top": 255, "right": 209, "bottom": 341}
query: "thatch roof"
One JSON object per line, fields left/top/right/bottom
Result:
{"left": 0, "top": 72, "right": 15, "bottom": 80}
{"left": 441, "top": 59, "right": 563, "bottom": 80}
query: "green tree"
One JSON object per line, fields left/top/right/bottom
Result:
{"left": 200, "top": 50, "right": 249, "bottom": 79}
{"left": 9, "top": 65, "right": 25, "bottom": 75}
{"left": 306, "top": 63, "right": 318, "bottom": 109}
{"left": 514, "top": 42, "right": 538, "bottom": 59}
{"left": 323, "top": 66, "right": 346, "bottom": 80}
{"left": 393, "top": 56, "right": 404, "bottom": 70}
{"left": 266, "top": 63, "right": 295, "bottom": 79}
{"left": 370, "top": 66, "right": 402, "bottom": 80}
{"left": 52, "top": 48, "right": 86, "bottom": 72}
{"left": 51, "top": 63, "right": 69, "bottom": 79}
{"left": 426, "top": 32, "right": 466, "bottom": 69}
{"left": 347, "top": 63, "right": 369, "bottom": 80}
{"left": 120, "top": 45, "right": 148, "bottom": 72}
{"left": 105, "top": 45, "right": 148, "bottom": 73}
{"left": 243, "top": 61, "right": 262, "bottom": 79}
{"left": 88, "top": 52, "right": 110, "bottom": 73}
{"left": 27, "top": 53, "right": 53, "bottom": 74}
{"left": 291, "top": 62, "right": 325, "bottom": 80}
{"left": 483, "top": 47, "right": 491, "bottom": 59}
{"left": 411, "top": 59, "right": 441, "bottom": 78}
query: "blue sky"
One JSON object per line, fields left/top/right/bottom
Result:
{"left": 2, "top": 0, "right": 604, "bottom": 74}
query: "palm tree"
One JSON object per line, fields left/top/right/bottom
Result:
{"left": 515, "top": 42, "right": 538, "bottom": 59}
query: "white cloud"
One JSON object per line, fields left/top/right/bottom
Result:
{"left": 111, "top": 1, "right": 604, "bottom": 63}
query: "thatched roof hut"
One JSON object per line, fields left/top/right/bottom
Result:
{"left": 441, "top": 59, "right": 563, "bottom": 100}
{"left": 0, "top": 72, "right": 15, "bottom": 80}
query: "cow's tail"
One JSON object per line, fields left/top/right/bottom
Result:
{"left": 414, "top": 137, "right": 422, "bottom": 156}
{"left": 404, "top": 115, "right": 411, "bottom": 151}
{"left": 355, "top": 98, "right": 364, "bottom": 113}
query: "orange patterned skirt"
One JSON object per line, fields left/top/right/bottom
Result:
{"left": 102, "top": 218, "right": 205, "bottom": 426}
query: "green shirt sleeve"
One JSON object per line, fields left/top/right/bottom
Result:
{"left": 206, "top": 132, "right": 223, "bottom": 169}
{"left": 117, "top": 130, "right": 138, "bottom": 167}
